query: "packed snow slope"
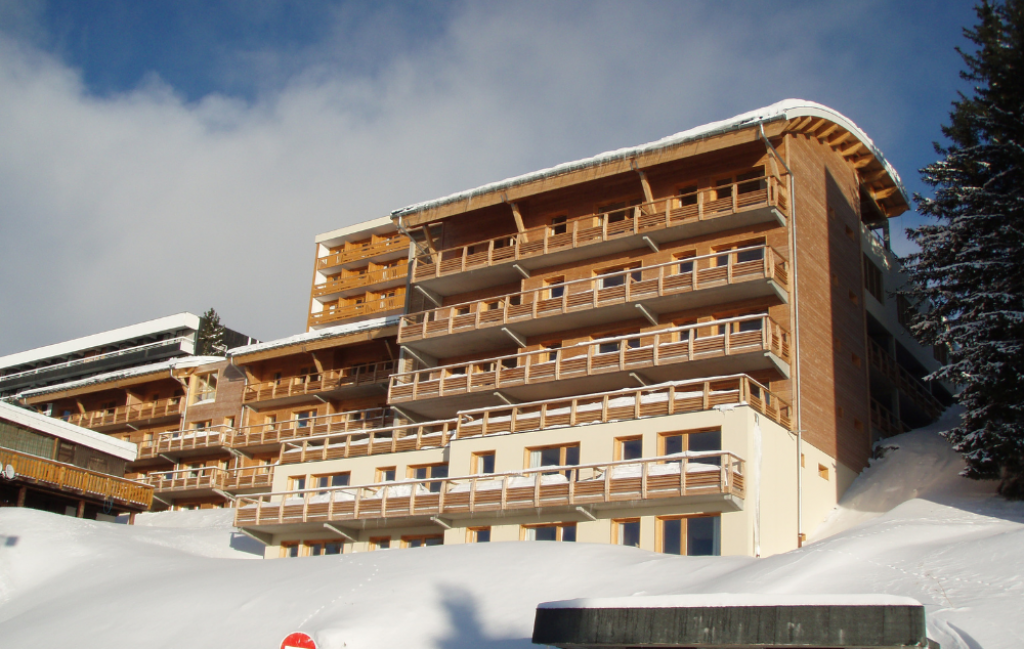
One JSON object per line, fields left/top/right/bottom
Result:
{"left": 1, "top": 413, "right": 1022, "bottom": 649}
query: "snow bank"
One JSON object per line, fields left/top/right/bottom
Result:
{"left": 540, "top": 592, "right": 923, "bottom": 609}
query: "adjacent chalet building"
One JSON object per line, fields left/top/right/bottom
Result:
{"left": 235, "top": 100, "right": 951, "bottom": 559}
{"left": 0, "top": 400, "right": 152, "bottom": 519}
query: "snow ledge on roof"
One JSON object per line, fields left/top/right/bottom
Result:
{"left": 227, "top": 315, "right": 401, "bottom": 357}
{"left": 539, "top": 593, "right": 924, "bottom": 609}
{"left": 391, "top": 99, "right": 907, "bottom": 219}
{"left": 18, "top": 355, "right": 225, "bottom": 399}
{"left": 0, "top": 400, "right": 138, "bottom": 461}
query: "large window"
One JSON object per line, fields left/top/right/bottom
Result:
{"left": 523, "top": 523, "right": 576, "bottom": 542}
{"left": 192, "top": 372, "right": 218, "bottom": 404}
{"left": 864, "top": 254, "right": 884, "bottom": 303}
{"left": 660, "top": 429, "right": 722, "bottom": 466}
{"left": 657, "top": 515, "right": 720, "bottom": 556}
{"left": 527, "top": 444, "right": 579, "bottom": 471}
{"left": 409, "top": 463, "right": 449, "bottom": 492}
{"left": 314, "top": 472, "right": 350, "bottom": 493}
{"left": 614, "top": 518, "right": 641, "bottom": 548}
{"left": 403, "top": 535, "right": 443, "bottom": 548}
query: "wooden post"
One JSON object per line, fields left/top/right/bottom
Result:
{"left": 16, "top": 485, "right": 27, "bottom": 507}
{"left": 76, "top": 499, "right": 85, "bottom": 518}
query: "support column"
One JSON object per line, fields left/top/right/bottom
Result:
{"left": 16, "top": 485, "right": 27, "bottom": 507}
{"left": 76, "top": 499, "right": 85, "bottom": 518}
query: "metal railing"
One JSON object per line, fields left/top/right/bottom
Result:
{"left": 401, "top": 245, "right": 788, "bottom": 343}
{"left": 390, "top": 315, "right": 790, "bottom": 403}
{"left": 412, "top": 174, "right": 788, "bottom": 282}
{"left": 867, "top": 340, "right": 944, "bottom": 417}
{"left": 235, "top": 452, "right": 744, "bottom": 527}
{"left": 2, "top": 447, "right": 153, "bottom": 508}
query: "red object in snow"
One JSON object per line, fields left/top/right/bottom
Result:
{"left": 281, "top": 632, "right": 316, "bottom": 649}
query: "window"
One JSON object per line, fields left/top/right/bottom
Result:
{"left": 660, "top": 429, "right": 722, "bottom": 466}
{"left": 295, "top": 410, "right": 315, "bottom": 429}
{"left": 597, "top": 265, "right": 642, "bottom": 289}
{"left": 193, "top": 420, "right": 211, "bottom": 431}
{"left": 314, "top": 472, "right": 350, "bottom": 493}
{"left": 550, "top": 215, "right": 568, "bottom": 235}
{"left": 818, "top": 464, "right": 830, "bottom": 480}
{"left": 403, "top": 535, "right": 443, "bottom": 548}
{"left": 376, "top": 467, "right": 396, "bottom": 482}
{"left": 540, "top": 342, "right": 561, "bottom": 363}
{"left": 472, "top": 452, "right": 496, "bottom": 474}
{"left": 736, "top": 168, "right": 766, "bottom": 194}
{"left": 616, "top": 436, "right": 643, "bottom": 461}
{"left": 658, "top": 515, "right": 720, "bottom": 556}
{"left": 615, "top": 519, "right": 641, "bottom": 548}
{"left": 264, "top": 414, "right": 277, "bottom": 431}
{"left": 281, "top": 543, "right": 301, "bottom": 558}
{"left": 410, "top": 464, "right": 449, "bottom": 492}
{"left": 307, "top": 541, "right": 343, "bottom": 556}
{"left": 370, "top": 537, "right": 392, "bottom": 551}
{"left": 674, "top": 252, "right": 696, "bottom": 275}
{"left": 468, "top": 527, "right": 491, "bottom": 543}
{"left": 528, "top": 444, "right": 580, "bottom": 470}
{"left": 545, "top": 277, "right": 566, "bottom": 299}
{"left": 290, "top": 476, "right": 307, "bottom": 491}
{"left": 597, "top": 334, "right": 640, "bottom": 354}
{"left": 192, "top": 373, "right": 217, "bottom": 403}
{"left": 717, "top": 316, "right": 763, "bottom": 336}
{"left": 864, "top": 254, "right": 884, "bottom": 303}
{"left": 678, "top": 184, "right": 699, "bottom": 206}
{"left": 523, "top": 523, "right": 576, "bottom": 542}
{"left": 715, "top": 242, "right": 765, "bottom": 267}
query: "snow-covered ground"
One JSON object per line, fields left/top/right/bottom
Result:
{"left": 1, "top": 412, "right": 1022, "bottom": 648}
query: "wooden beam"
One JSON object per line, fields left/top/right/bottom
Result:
{"left": 861, "top": 168, "right": 889, "bottom": 183}
{"left": 872, "top": 186, "right": 900, "bottom": 201}
{"left": 853, "top": 155, "right": 876, "bottom": 169}
{"left": 840, "top": 141, "right": 866, "bottom": 157}
{"left": 636, "top": 169, "right": 654, "bottom": 204}
{"left": 827, "top": 130, "right": 853, "bottom": 147}
{"left": 816, "top": 123, "right": 841, "bottom": 141}
{"left": 509, "top": 201, "right": 526, "bottom": 234}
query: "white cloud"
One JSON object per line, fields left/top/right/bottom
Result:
{"left": 0, "top": 1, "right": 966, "bottom": 354}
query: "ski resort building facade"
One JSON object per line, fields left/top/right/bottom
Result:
{"left": 235, "top": 100, "right": 952, "bottom": 559}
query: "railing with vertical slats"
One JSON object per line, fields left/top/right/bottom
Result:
{"left": 2, "top": 447, "right": 153, "bottom": 508}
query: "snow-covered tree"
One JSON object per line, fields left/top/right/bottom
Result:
{"left": 903, "top": 0, "right": 1024, "bottom": 499}
{"left": 195, "top": 308, "right": 226, "bottom": 356}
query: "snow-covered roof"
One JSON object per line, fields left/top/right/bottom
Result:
{"left": 18, "top": 355, "right": 224, "bottom": 400}
{"left": 227, "top": 315, "right": 401, "bottom": 358}
{"left": 391, "top": 99, "right": 908, "bottom": 220}
{"left": 0, "top": 400, "right": 138, "bottom": 461}
{"left": 314, "top": 216, "right": 396, "bottom": 246}
{"left": 0, "top": 313, "right": 201, "bottom": 370}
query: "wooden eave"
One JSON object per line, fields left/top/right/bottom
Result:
{"left": 396, "top": 121, "right": 791, "bottom": 228}
{"left": 230, "top": 324, "right": 398, "bottom": 365}
{"left": 782, "top": 117, "right": 909, "bottom": 218}
{"left": 21, "top": 368, "right": 172, "bottom": 404}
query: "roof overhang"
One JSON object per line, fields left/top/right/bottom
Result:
{"left": 0, "top": 400, "right": 138, "bottom": 461}
{"left": 228, "top": 316, "right": 400, "bottom": 364}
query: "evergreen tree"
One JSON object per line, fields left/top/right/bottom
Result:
{"left": 195, "top": 308, "right": 226, "bottom": 356}
{"left": 904, "top": 0, "right": 1024, "bottom": 499}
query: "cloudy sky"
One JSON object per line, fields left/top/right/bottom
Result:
{"left": 0, "top": 0, "right": 977, "bottom": 356}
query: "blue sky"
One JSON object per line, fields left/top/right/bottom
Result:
{"left": 0, "top": 0, "right": 978, "bottom": 355}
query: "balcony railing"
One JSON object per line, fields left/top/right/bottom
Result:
{"left": 870, "top": 399, "right": 904, "bottom": 438}
{"left": 400, "top": 245, "right": 788, "bottom": 344}
{"left": 867, "top": 340, "right": 944, "bottom": 417}
{"left": 243, "top": 360, "right": 397, "bottom": 404}
{"left": 64, "top": 396, "right": 185, "bottom": 429}
{"left": 389, "top": 315, "right": 790, "bottom": 403}
{"left": 142, "top": 466, "right": 227, "bottom": 492}
{"left": 235, "top": 452, "right": 744, "bottom": 528}
{"left": 309, "top": 293, "right": 406, "bottom": 326}
{"left": 413, "top": 175, "right": 788, "bottom": 282}
{"left": 2, "top": 447, "right": 153, "bottom": 509}
{"left": 1, "top": 336, "right": 194, "bottom": 383}
{"left": 136, "top": 425, "right": 234, "bottom": 460}
{"left": 232, "top": 408, "right": 389, "bottom": 448}
{"left": 316, "top": 236, "right": 408, "bottom": 271}
{"left": 277, "top": 420, "right": 458, "bottom": 465}
{"left": 312, "top": 262, "right": 409, "bottom": 298}
{"left": 222, "top": 465, "right": 275, "bottom": 491}
{"left": 456, "top": 375, "right": 791, "bottom": 439}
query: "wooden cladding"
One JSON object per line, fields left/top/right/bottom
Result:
{"left": 2, "top": 447, "right": 153, "bottom": 509}
{"left": 389, "top": 315, "right": 790, "bottom": 403}
{"left": 243, "top": 361, "right": 396, "bottom": 403}
{"left": 412, "top": 175, "right": 789, "bottom": 282}
{"left": 63, "top": 396, "right": 184, "bottom": 429}
{"left": 312, "top": 261, "right": 409, "bottom": 298}
{"left": 316, "top": 234, "right": 407, "bottom": 270}
{"left": 400, "top": 245, "right": 788, "bottom": 344}
{"left": 235, "top": 452, "right": 744, "bottom": 528}
{"left": 456, "top": 375, "right": 791, "bottom": 438}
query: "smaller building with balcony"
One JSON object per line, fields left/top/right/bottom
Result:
{"left": 308, "top": 216, "right": 410, "bottom": 330}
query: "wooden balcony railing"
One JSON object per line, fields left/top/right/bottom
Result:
{"left": 64, "top": 396, "right": 184, "bottom": 429}
{"left": 309, "top": 293, "right": 406, "bottom": 326}
{"left": 413, "top": 175, "right": 788, "bottom": 282}
{"left": 312, "top": 262, "right": 409, "bottom": 298}
{"left": 231, "top": 408, "right": 389, "bottom": 448}
{"left": 400, "top": 245, "right": 788, "bottom": 344}
{"left": 867, "top": 340, "right": 944, "bottom": 417}
{"left": 235, "top": 452, "right": 744, "bottom": 528}
{"left": 136, "top": 425, "right": 234, "bottom": 460}
{"left": 317, "top": 236, "right": 408, "bottom": 270}
{"left": 277, "top": 420, "right": 458, "bottom": 465}
{"left": 243, "top": 360, "right": 397, "bottom": 404}
{"left": 142, "top": 466, "right": 227, "bottom": 492}
{"left": 390, "top": 315, "right": 790, "bottom": 403}
{"left": 222, "top": 465, "right": 274, "bottom": 491}
{"left": 870, "top": 399, "right": 904, "bottom": 438}
{"left": 2, "top": 447, "right": 153, "bottom": 509}
{"left": 456, "top": 375, "right": 791, "bottom": 439}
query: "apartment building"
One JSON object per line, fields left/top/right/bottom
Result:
{"left": 241, "top": 100, "right": 950, "bottom": 559}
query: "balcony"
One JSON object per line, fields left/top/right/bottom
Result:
{"left": 870, "top": 399, "right": 904, "bottom": 438}
{"left": 400, "top": 245, "right": 789, "bottom": 357}
{"left": 142, "top": 466, "right": 229, "bottom": 500}
{"left": 2, "top": 447, "right": 153, "bottom": 510}
{"left": 243, "top": 360, "right": 396, "bottom": 408}
{"left": 455, "top": 375, "right": 791, "bottom": 439}
{"left": 867, "top": 340, "right": 945, "bottom": 419}
{"left": 222, "top": 465, "right": 275, "bottom": 494}
{"left": 309, "top": 293, "right": 405, "bottom": 327}
{"left": 389, "top": 315, "right": 791, "bottom": 419}
{"left": 64, "top": 396, "right": 184, "bottom": 431}
{"left": 136, "top": 425, "right": 233, "bottom": 461}
{"left": 235, "top": 452, "right": 744, "bottom": 534}
{"left": 412, "top": 175, "right": 789, "bottom": 295}
{"left": 312, "top": 262, "right": 409, "bottom": 300}
{"left": 316, "top": 236, "right": 408, "bottom": 272}
{"left": 231, "top": 408, "right": 390, "bottom": 454}
{"left": 277, "top": 420, "right": 458, "bottom": 465}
